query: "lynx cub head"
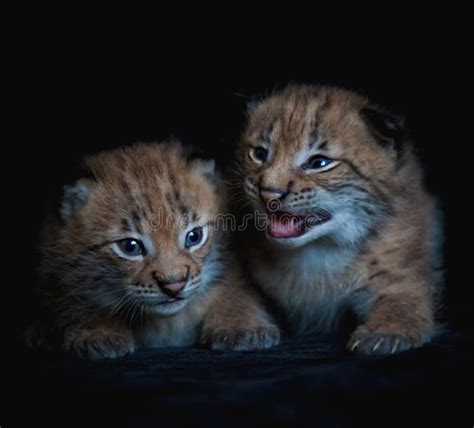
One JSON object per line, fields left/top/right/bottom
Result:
{"left": 43, "top": 142, "right": 224, "bottom": 317}
{"left": 236, "top": 84, "right": 410, "bottom": 249}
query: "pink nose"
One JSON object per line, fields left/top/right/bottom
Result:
{"left": 160, "top": 281, "right": 186, "bottom": 297}
{"left": 259, "top": 188, "right": 285, "bottom": 205}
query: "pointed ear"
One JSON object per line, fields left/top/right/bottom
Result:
{"left": 188, "top": 151, "right": 217, "bottom": 179}
{"left": 360, "top": 107, "right": 407, "bottom": 154}
{"left": 60, "top": 179, "right": 92, "bottom": 221}
{"left": 188, "top": 154, "right": 225, "bottom": 194}
{"left": 191, "top": 158, "right": 216, "bottom": 178}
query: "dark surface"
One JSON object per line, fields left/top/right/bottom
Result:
{"left": 6, "top": 304, "right": 473, "bottom": 427}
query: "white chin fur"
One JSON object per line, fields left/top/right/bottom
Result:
{"left": 147, "top": 299, "right": 188, "bottom": 316}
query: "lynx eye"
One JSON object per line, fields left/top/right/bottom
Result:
{"left": 185, "top": 227, "right": 204, "bottom": 249}
{"left": 305, "top": 155, "right": 335, "bottom": 171}
{"left": 116, "top": 238, "right": 144, "bottom": 258}
{"left": 249, "top": 146, "right": 268, "bottom": 164}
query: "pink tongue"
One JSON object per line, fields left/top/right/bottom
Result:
{"left": 268, "top": 215, "right": 304, "bottom": 238}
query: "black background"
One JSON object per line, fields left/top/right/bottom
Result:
{"left": 27, "top": 62, "right": 460, "bottom": 304}
{"left": 10, "top": 39, "right": 472, "bottom": 427}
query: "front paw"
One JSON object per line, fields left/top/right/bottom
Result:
{"left": 64, "top": 327, "right": 135, "bottom": 360}
{"left": 202, "top": 325, "right": 280, "bottom": 351}
{"left": 348, "top": 326, "right": 426, "bottom": 355}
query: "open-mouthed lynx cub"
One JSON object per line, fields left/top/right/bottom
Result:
{"left": 235, "top": 84, "right": 443, "bottom": 354}
{"left": 30, "top": 142, "right": 279, "bottom": 359}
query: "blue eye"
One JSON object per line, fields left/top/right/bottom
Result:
{"left": 305, "top": 155, "right": 334, "bottom": 170}
{"left": 185, "top": 227, "right": 204, "bottom": 249}
{"left": 118, "top": 239, "right": 144, "bottom": 257}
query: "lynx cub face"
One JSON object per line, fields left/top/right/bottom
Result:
{"left": 51, "top": 143, "right": 222, "bottom": 318}
{"left": 237, "top": 85, "right": 400, "bottom": 250}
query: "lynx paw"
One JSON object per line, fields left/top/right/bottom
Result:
{"left": 348, "top": 326, "right": 426, "bottom": 355}
{"left": 64, "top": 327, "right": 135, "bottom": 360}
{"left": 202, "top": 325, "right": 280, "bottom": 351}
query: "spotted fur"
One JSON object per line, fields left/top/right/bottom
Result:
{"left": 31, "top": 141, "right": 279, "bottom": 359}
{"left": 234, "top": 84, "right": 443, "bottom": 355}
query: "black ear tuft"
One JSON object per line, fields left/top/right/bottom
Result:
{"left": 360, "top": 107, "right": 407, "bottom": 152}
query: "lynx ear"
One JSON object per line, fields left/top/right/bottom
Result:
{"left": 360, "top": 107, "right": 406, "bottom": 154}
{"left": 191, "top": 158, "right": 216, "bottom": 178}
{"left": 60, "top": 180, "right": 92, "bottom": 221}
{"left": 188, "top": 151, "right": 217, "bottom": 179}
{"left": 188, "top": 154, "right": 225, "bottom": 194}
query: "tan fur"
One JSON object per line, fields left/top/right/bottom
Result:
{"left": 234, "top": 84, "right": 443, "bottom": 354}
{"left": 33, "top": 141, "right": 279, "bottom": 359}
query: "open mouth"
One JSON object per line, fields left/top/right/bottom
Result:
{"left": 267, "top": 210, "right": 331, "bottom": 239}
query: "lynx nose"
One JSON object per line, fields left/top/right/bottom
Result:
{"left": 159, "top": 281, "right": 186, "bottom": 297}
{"left": 259, "top": 187, "right": 285, "bottom": 206}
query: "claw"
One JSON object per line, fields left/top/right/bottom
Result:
{"left": 351, "top": 340, "right": 361, "bottom": 351}
{"left": 372, "top": 338, "right": 383, "bottom": 352}
{"left": 391, "top": 338, "right": 400, "bottom": 354}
